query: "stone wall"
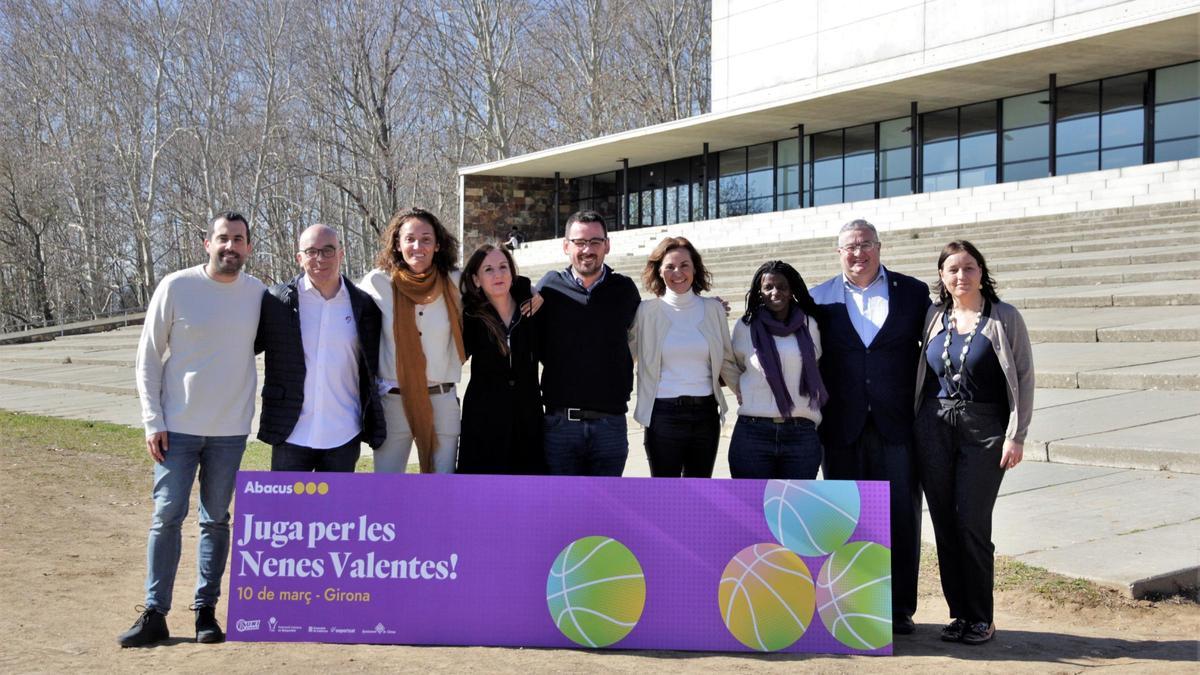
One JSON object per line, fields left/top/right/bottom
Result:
{"left": 461, "top": 175, "right": 572, "bottom": 252}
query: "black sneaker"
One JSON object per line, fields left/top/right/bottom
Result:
{"left": 193, "top": 605, "right": 225, "bottom": 644}
{"left": 893, "top": 614, "right": 916, "bottom": 635}
{"left": 117, "top": 606, "right": 169, "bottom": 647}
{"left": 961, "top": 621, "right": 996, "bottom": 645}
{"left": 940, "top": 618, "right": 967, "bottom": 642}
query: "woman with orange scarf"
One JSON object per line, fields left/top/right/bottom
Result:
{"left": 359, "top": 208, "right": 465, "bottom": 473}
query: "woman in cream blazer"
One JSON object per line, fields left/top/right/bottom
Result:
{"left": 630, "top": 237, "right": 738, "bottom": 477}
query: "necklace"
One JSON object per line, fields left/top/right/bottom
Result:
{"left": 942, "top": 305, "right": 982, "bottom": 383}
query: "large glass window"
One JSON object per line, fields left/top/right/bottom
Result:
{"left": 1056, "top": 81, "right": 1100, "bottom": 175}
{"left": 1003, "top": 91, "right": 1050, "bottom": 181}
{"left": 960, "top": 102, "right": 997, "bottom": 187}
{"left": 922, "top": 102, "right": 998, "bottom": 191}
{"left": 1003, "top": 92, "right": 1051, "bottom": 181}
{"left": 1100, "top": 72, "right": 1146, "bottom": 169}
{"left": 1155, "top": 61, "right": 1200, "bottom": 161}
{"left": 558, "top": 61, "right": 1192, "bottom": 233}
{"left": 746, "top": 142, "right": 774, "bottom": 214}
{"left": 922, "top": 108, "right": 959, "bottom": 191}
{"left": 691, "top": 155, "right": 715, "bottom": 221}
{"left": 844, "top": 124, "right": 875, "bottom": 202}
{"left": 664, "top": 158, "right": 690, "bottom": 225}
{"left": 879, "top": 117, "right": 912, "bottom": 197}
{"left": 592, "top": 172, "right": 618, "bottom": 224}
{"left": 1056, "top": 73, "right": 1148, "bottom": 175}
{"left": 812, "top": 131, "right": 844, "bottom": 207}
{"left": 776, "top": 136, "right": 802, "bottom": 210}
{"left": 718, "top": 148, "right": 747, "bottom": 217}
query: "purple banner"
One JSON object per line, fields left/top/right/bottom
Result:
{"left": 228, "top": 472, "right": 892, "bottom": 655}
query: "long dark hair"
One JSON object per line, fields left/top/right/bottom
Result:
{"left": 935, "top": 240, "right": 1000, "bottom": 306}
{"left": 741, "top": 260, "right": 817, "bottom": 325}
{"left": 460, "top": 244, "right": 516, "bottom": 354}
{"left": 375, "top": 207, "right": 459, "bottom": 275}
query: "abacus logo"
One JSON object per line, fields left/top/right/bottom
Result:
{"left": 242, "top": 480, "right": 330, "bottom": 496}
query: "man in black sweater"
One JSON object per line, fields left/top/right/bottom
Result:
{"left": 535, "top": 211, "right": 641, "bottom": 476}
{"left": 254, "top": 224, "right": 385, "bottom": 471}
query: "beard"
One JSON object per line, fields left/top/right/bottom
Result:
{"left": 212, "top": 251, "right": 244, "bottom": 275}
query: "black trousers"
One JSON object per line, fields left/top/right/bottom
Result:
{"left": 271, "top": 438, "right": 361, "bottom": 472}
{"left": 644, "top": 396, "right": 720, "bottom": 478}
{"left": 823, "top": 414, "right": 922, "bottom": 620}
{"left": 914, "top": 398, "right": 1009, "bottom": 624}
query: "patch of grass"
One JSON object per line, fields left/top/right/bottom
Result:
{"left": 918, "top": 542, "right": 1195, "bottom": 609}
{"left": 994, "top": 557, "right": 1111, "bottom": 606}
{"left": 0, "top": 410, "right": 412, "bottom": 473}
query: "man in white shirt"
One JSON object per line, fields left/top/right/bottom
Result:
{"left": 810, "top": 219, "right": 931, "bottom": 636}
{"left": 254, "top": 224, "right": 385, "bottom": 472}
{"left": 120, "top": 212, "right": 266, "bottom": 648}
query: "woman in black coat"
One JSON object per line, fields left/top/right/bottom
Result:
{"left": 457, "top": 244, "right": 546, "bottom": 474}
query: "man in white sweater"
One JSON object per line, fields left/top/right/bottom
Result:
{"left": 118, "top": 212, "right": 265, "bottom": 648}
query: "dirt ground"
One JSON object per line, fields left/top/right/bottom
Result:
{"left": 2, "top": 441, "right": 1197, "bottom": 674}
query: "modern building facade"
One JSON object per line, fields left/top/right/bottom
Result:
{"left": 458, "top": 0, "right": 1199, "bottom": 251}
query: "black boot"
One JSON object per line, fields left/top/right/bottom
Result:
{"left": 194, "top": 605, "right": 225, "bottom": 644}
{"left": 117, "top": 607, "right": 169, "bottom": 647}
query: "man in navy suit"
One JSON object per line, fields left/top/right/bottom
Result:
{"left": 811, "top": 219, "right": 931, "bottom": 635}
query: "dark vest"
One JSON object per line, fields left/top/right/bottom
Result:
{"left": 254, "top": 274, "right": 386, "bottom": 449}
{"left": 815, "top": 271, "right": 931, "bottom": 447}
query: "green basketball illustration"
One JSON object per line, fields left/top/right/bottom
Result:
{"left": 815, "top": 540, "right": 893, "bottom": 650}
{"left": 546, "top": 536, "right": 646, "bottom": 648}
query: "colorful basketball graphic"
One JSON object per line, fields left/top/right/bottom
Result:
{"left": 546, "top": 536, "right": 646, "bottom": 648}
{"left": 815, "top": 540, "right": 893, "bottom": 650}
{"left": 763, "top": 480, "right": 861, "bottom": 557}
{"left": 718, "top": 543, "right": 816, "bottom": 651}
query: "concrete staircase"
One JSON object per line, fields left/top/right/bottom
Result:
{"left": 519, "top": 200, "right": 1200, "bottom": 474}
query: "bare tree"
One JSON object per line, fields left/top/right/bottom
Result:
{"left": 0, "top": 0, "right": 712, "bottom": 331}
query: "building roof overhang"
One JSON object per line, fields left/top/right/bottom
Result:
{"left": 460, "top": 14, "right": 1199, "bottom": 179}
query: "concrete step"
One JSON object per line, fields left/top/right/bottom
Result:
{"left": 1029, "top": 388, "right": 1200, "bottom": 473}
{"left": 700, "top": 278, "right": 1200, "bottom": 312}
{"left": 566, "top": 260, "right": 1200, "bottom": 305}
{"left": 644, "top": 225, "right": 1200, "bottom": 270}
{"left": 0, "top": 312, "right": 146, "bottom": 344}
{"left": 627, "top": 242, "right": 1200, "bottom": 284}
{"left": 1033, "top": 342, "right": 1200, "bottom": 390}
{"left": 1020, "top": 306, "right": 1200, "bottom": 343}
{"left": 1002, "top": 280, "right": 1200, "bottom": 309}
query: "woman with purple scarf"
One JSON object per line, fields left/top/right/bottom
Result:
{"left": 729, "top": 261, "right": 828, "bottom": 478}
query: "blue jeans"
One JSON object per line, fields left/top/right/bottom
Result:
{"left": 144, "top": 432, "right": 246, "bottom": 613}
{"left": 543, "top": 412, "right": 628, "bottom": 476}
{"left": 728, "top": 416, "right": 823, "bottom": 479}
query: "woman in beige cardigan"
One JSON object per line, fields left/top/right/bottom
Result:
{"left": 629, "top": 237, "right": 739, "bottom": 477}
{"left": 913, "top": 239, "right": 1034, "bottom": 646}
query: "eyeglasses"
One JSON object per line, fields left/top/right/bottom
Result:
{"left": 300, "top": 246, "right": 339, "bottom": 259}
{"left": 838, "top": 242, "right": 880, "bottom": 254}
{"left": 568, "top": 237, "right": 607, "bottom": 248}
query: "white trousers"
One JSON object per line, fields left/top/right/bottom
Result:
{"left": 374, "top": 388, "right": 460, "bottom": 473}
